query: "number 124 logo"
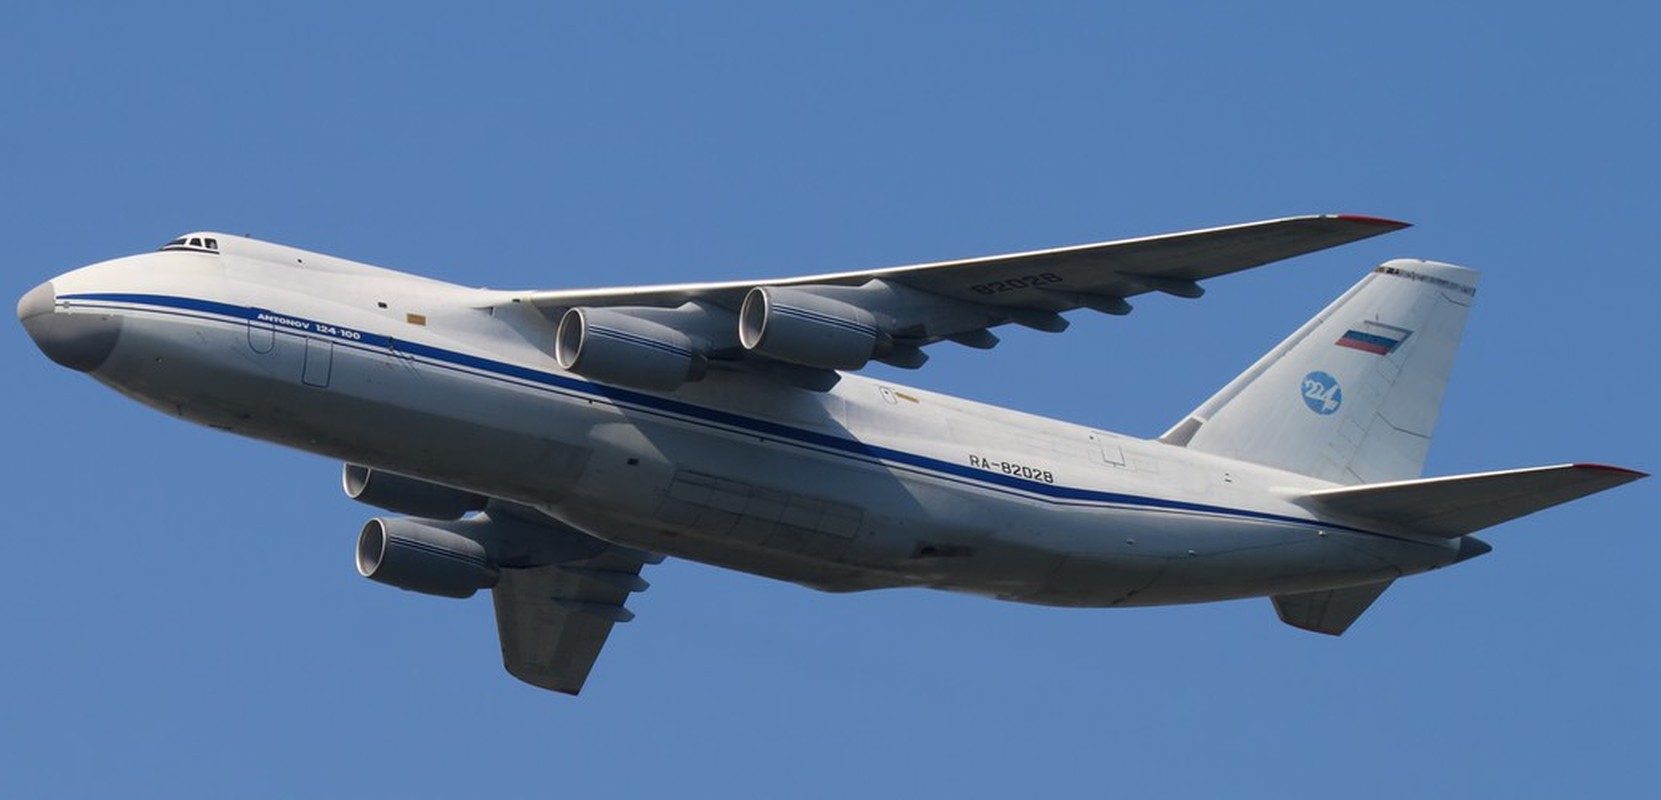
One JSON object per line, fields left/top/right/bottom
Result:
{"left": 1301, "top": 371, "right": 1342, "bottom": 415}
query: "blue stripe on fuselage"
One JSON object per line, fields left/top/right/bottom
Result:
{"left": 60, "top": 292, "right": 1420, "bottom": 542}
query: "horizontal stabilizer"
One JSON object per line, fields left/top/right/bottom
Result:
{"left": 1272, "top": 579, "right": 1393, "bottom": 635}
{"left": 1304, "top": 464, "right": 1646, "bottom": 538}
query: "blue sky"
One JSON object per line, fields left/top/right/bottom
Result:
{"left": 4, "top": 2, "right": 1656, "bottom": 797}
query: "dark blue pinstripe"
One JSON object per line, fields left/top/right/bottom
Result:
{"left": 61, "top": 291, "right": 1427, "bottom": 543}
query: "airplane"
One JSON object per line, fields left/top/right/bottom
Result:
{"left": 18, "top": 215, "right": 1644, "bottom": 695}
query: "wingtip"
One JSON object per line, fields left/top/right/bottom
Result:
{"left": 1571, "top": 463, "right": 1649, "bottom": 479}
{"left": 1332, "top": 214, "right": 1412, "bottom": 229}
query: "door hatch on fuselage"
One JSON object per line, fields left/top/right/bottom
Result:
{"left": 302, "top": 337, "right": 334, "bottom": 387}
{"left": 248, "top": 315, "right": 275, "bottom": 353}
{"left": 1089, "top": 432, "right": 1127, "bottom": 467}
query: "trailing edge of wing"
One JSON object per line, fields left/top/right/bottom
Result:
{"left": 1303, "top": 463, "right": 1647, "bottom": 538}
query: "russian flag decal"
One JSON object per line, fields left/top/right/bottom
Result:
{"left": 1336, "top": 321, "right": 1411, "bottom": 355}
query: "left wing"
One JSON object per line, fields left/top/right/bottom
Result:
{"left": 508, "top": 214, "right": 1408, "bottom": 390}
{"left": 487, "top": 507, "right": 656, "bottom": 695}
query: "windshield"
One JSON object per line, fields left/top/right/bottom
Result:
{"left": 159, "top": 235, "right": 220, "bottom": 254}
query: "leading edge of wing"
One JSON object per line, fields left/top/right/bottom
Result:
{"left": 512, "top": 214, "right": 1409, "bottom": 310}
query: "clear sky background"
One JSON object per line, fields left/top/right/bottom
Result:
{"left": 3, "top": 2, "right": 1656, "bottom": 797}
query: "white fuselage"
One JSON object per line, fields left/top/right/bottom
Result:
{"left": 33, "top": 240, "right": 1462, "bottom": 607}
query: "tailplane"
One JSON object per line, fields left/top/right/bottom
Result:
{"left": 1162, "top": 259, "right": 1478, "bottom": 484}
{"left": 1270, "top": 463, "right": 1644, "bottom": 635}
{"left": 1272, "top": 580, "right": 1394, "bottom": 636}
{"left": 1302, "top": 463, "right": 1647, "bottom": 538}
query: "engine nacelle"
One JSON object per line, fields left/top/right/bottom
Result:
{"left": 342, "top": 464, "right": 486, "bottom": 521}
{"left": 556, "top": 307, "right": 710, "bottom": 391}
{"left": 356, "top": 517, "right": 499, "bottom": 599}
{"left": 739, "top": 286, "right": 892, "bottom": 370}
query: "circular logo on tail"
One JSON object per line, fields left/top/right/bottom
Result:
{"left": 1301, "top": 371, "right": 1342, "bottom": 415}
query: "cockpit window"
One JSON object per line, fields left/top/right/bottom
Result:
{"left": 159, "top": 234, "right": 221, "bottom": 254}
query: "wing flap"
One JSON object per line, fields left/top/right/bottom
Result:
{"left": 1304, "top": 464, "right": 1646, "bottom": 538}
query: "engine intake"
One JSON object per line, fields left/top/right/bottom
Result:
{"left": 556, "top": 307, "right": 710, "bottom": 391}
{"left": 356, "top": 518, "right": 499, "bottom": 599}
{"left": 739, "top": 286, "right": 892, "bottom": 370}
{"left": 343, "top": 465, "right": 486, "bottom": 520}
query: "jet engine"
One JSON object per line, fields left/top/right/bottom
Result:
{"left": 738, "top": 286, "right": 893, "bottom": 370}
{"left": 556, "top": 306, "right": 715, "bottom": 391}
{"left": 343, "top": 464, "right": 486, "bottom": 520}
{"left": 356, "top": 517, "right": 499, "bottom": 599}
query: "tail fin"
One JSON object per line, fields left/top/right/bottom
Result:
{"left": 1161, "top": 259, "right": 1479, "bottom": 484}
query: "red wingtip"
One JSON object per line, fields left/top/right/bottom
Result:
{"left": 1572, "top": 463, "right": 1650, "bottom": 479}
{"left": 1333, "top": 214, "right": 1412, "bottom": 229}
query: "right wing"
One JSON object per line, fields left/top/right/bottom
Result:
{"left": 517, "top": 214, "right": 1408, "bottom": 313}
{"left": 505, "top": 215, "right": 1409, "bottom": 387}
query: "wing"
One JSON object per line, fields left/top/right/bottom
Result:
{"left": 488, "top": 508, "right": 655, "bottom": 695}
{"left": 510, "top": 214, "right": 1408, "bottom": 390}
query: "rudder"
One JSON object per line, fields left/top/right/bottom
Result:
{"left": 1161, "top": 259, "right": 1479, "bottom": 484}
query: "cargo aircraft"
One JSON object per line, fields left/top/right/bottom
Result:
{"left": 19, "top": 215, "right": 1644, "bottom": 694}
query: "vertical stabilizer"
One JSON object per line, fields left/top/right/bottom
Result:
{"left": 1161, "top": 260, "right": 1478, "bottom": 484}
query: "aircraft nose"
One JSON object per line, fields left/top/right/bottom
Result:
{"left": 17, "top": 280, "right": 54, "bottom": 322}
{"left": 18, "top": 281, "right": 122, "bottom": 372}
